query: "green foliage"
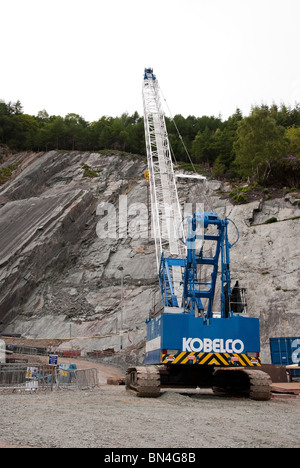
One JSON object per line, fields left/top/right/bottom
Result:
{"left": 285, "top": 187, "right": 298, "bottom": 194}
{"left": 0, "top": 167, "right": 13, "bottom": 184}
{"left": 269, "top": 155, "right": 300, "bottom": 187}
{"left": 230, "top": 186, "right": 249, "bottom": 204}
{"left": 82, "top": 164, "right": 101, "bottom": 178}
{"left": 232, "top": 193, "right": 248, "bottom": 204}
{"left": 265, "top": 217, "right": 278, "bottom": 224}
{"left": 0, "top": 98, "right": 300, "bottom": 188}
{"left": 0, "top": 100, "right": 146, "bottom": 154}
{"left": 0, "top": 163, "right": 19, "bottom": 185}
{"left": 286, "top": 126, "right": 300, "bottom": 158}
{"left": 177, "top": 161, "right": 211, "bottom": 177}
{"left": 234, "top": 107, "right": 289, "bottom": 183}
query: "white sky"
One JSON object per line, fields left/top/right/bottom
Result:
{"left": 1, "top": 0, "right": 300, "bottom": 121}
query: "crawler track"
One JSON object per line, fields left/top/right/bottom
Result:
{"left": 126, "top": 366, "right": 272, "bottom": 401}
{"left": 243, "top": 368, "right": 272, "bottom": 401}
{"left": 213, "top": 368, "right": 272, "bottom": 401}
{"left": 126, "top": 366, "right": 160, "bottom": 397}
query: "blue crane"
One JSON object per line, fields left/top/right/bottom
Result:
{"left": 126, "top": 69, "right": 272, "bottom": 400}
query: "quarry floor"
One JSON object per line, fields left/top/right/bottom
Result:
{"left": 0, "top": 361, "right": 299, "bottom": 449}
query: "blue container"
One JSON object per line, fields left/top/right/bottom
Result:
{"left": 270, "top": 337, "right": 300, "bottom": 377}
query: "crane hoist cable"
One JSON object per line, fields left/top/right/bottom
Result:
{"left": 160, "top": 86, "right": 196, "bottom": 172}
{"left": 159, "top": 85, "right": 215, "bottom": 213}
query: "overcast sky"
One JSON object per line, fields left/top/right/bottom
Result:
{"left": 1, "top": 0, "right": 299, "bottom": 122}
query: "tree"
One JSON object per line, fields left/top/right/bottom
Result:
{"left": 6, "top": 114, "right": 38, "bottom": 150}
{"left": 213, "top": 109, "right": 243, "bottom": 176}
{"left": 192, "top": 127, "right": 216, "bottom": 165}
{"left": 289, "top": 103, "right": 300, "bottom": 127}
{"left": 128, "top": 117, "right": 145, "bottom": 154}
{"left": 64, "top": 113, "right": 89, "bottom": 150}
{"left": 212, "top": 128, "right": 236, "bottom": 176}
{"left": 0, "top": 100, "right": 9, "bottom": 116}
{"left": 98, "top": 116, "right": 114, "bottom": 149}
{"left": 37, "top": 109, "right": 49, "bottom": 121}
{"left": 234, "top": 107, "right": 289, "bottom": 182}
{"left": 12, "top": 100, "right": 23, "bottom": 115}
{"left": 45, "top": 116, "right": 66, "bottom": 150}
{"left": 286, "top": 125, "right": 300, "bottom": 158}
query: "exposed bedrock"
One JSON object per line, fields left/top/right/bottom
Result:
{"left": 0, "top": 150, "right": 299, "bottom": 363}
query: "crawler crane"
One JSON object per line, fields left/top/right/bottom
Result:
{"left": 126, "top": 69, "right": 272, "bottom": 400}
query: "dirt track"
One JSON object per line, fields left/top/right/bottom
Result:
{"left": 0, "top": 361, "right": 299, "bottom": 448}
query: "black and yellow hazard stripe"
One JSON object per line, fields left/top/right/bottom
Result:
{"left": 161, "top": 352, "right": 261, "bottom": 367}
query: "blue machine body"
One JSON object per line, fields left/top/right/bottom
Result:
{"left": 145, "top": 211, "right": 262, "bottom": 368}
{"left": 145, "top": 313, "right": 260, "bottom": 366}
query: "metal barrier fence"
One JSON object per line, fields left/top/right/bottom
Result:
{"left": 0, "top": 364, "right": 99, "bottom": 391}
{"left": 75, "top": 369, "right": 99, "bottom": 389}
{"left": 56, "top": 368, "right": 99, "bottom": 389}
{"left": 6, "top": 345, "right": 48, "bottom": 356}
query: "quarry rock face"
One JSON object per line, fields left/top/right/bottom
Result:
{"left": 0, "top": 151, "right": 299, "bottom": 362}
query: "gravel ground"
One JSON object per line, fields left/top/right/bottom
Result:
{"left": 0, "top": 385, "right": 299, "bottom": 448}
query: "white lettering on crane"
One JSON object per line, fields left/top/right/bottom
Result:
{"left": 183, "top": 337, "right": 245, "bottom": 354}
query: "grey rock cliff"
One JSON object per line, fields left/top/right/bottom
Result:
{"left": 0, "top": 151, "right": 299, "bottom": 362}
